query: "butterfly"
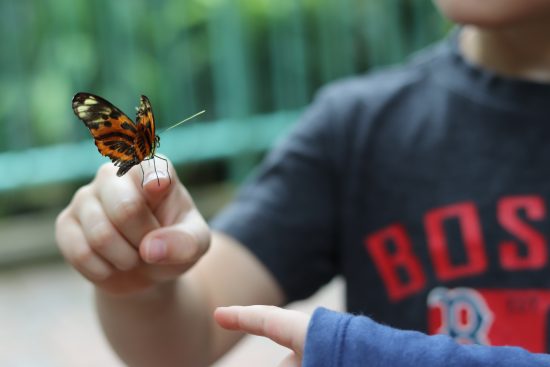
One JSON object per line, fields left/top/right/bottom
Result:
{"left": 72, "top": 92, "right": 170, "bottom": 186}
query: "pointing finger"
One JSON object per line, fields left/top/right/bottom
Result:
{"left": 96, "top": 170, "right": 160, "bottom": 248}
{"left": 214, "top": 305, "right": 309, "bottom": 355}
{"left": 131, "top": 155, "right": 177, "bottom": 212}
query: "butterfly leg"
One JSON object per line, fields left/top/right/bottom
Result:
{"left": 139, "top": 156, "right": 171, "bottom": 187}
{"left": 139, "top": 158, "right": 160, "bottom": 187}
{"left": 140, "top": 163, "right": 145, "bottom": 187}
{"left": 152, "top": 157, "right": 160, "bottom": 186}
{"left": 154, "top": 155, "right": 172, "bottom": 185}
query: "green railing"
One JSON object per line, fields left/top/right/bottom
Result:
{"left": 0, "top": 0, "right": 447, "bottom": 196}
{"left": 0, "top": 111, "right": 300, "bottom": 191}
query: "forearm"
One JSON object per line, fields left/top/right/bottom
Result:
{"left": 304, "top": 308, "right": 550, "bottom": 367}
{"left": 96, "top": 276, "right": 211, "bottom": 367}
{"left": 94, "top": 231, "right": 283, "bottom": 367}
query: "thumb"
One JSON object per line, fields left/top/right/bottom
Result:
{"left": 140, "top": 209, "right": 211, "bottom": 265}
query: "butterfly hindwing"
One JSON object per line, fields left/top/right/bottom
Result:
{"left": 72, "top": 93, "right": 140, "bottom": 176}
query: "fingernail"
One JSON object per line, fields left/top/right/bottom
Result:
{"left": 143, "top": 171, "right": 168, "bottom": 185}
{"left": 146, "top": 238, "right": 167, "bottom": 262}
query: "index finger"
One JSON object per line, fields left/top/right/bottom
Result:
{"left": 126, "top": 155, "right": 177, "bottom": 212}
{"left": 214, "top": 305, "right": 309, "bottom": 354}
{"left": 95, "top": 166, "right": 160, "bottom": 247}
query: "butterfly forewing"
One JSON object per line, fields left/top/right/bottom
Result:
{"left": 72, "top": 93, "right": 139, "bottom": 176}
{"left": 73, "top": 92, "right": 169, "bottom": 183}
{"left": 134, "top": 95, "right": 157, "bottom": 161}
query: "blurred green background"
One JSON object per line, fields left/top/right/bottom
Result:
{"left": 0, "top": 1, "right": 450, "bottom": 365}
{"left": 0, "top": 0, "right": 447, "bottom": 266}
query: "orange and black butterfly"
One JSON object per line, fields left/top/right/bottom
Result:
{"left": 72, "top": 93, "right": 170, "bottom": 185}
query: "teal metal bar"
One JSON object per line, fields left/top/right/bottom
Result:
{"left": 0, "top": 111, "right": 300, "bottom": 192}
{"left": 0, "top": 0, "right": 451, "bottom": 193}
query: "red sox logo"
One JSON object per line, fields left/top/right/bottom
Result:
{"left": 428, "top": 287, "right": 494, "bottom": 345}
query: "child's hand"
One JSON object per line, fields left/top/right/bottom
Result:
{"left": 55, "top": 158, "right": 211, "bottom": 295}
{"left": 214, "top": 305, "right": 310, "bottom": 367}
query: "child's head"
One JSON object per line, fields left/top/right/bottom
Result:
{"left": 434, "top": 0, "right": 550, "bottom": 28}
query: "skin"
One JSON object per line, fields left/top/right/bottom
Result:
{"left": 55, "top": 2, "right": 550, "bottom": 366}
{"left": 56, "top": 160, "right": 284, "bottom": 366}
{"left": 215, "top": 306, "right": 310, "bottom": 367}
{"left": 435, "top": 0, "right": 550, "bottom": 81}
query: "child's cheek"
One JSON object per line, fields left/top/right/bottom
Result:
{"left": 433, "top": 0, "right": 550, "bottom": 28}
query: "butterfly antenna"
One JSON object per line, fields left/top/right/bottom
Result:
{"left": 160, "top": 110, "right": 206, "bottom": 134}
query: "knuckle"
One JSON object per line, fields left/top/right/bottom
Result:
{"left": 201, "top": 227, "right": 211, "bottom": 253}
{"left": 117, "top": 255, "right": 139, "bottom": 271}
{"left": 97, "top": 163, "right": 116, "bottom": 178}
{"left": 167, "top": 217, "right": 211, "bottom": 264}
{"left": 87, "top": 272, "right": 110, "bottom": 282}
{"left": 112, "top": 199, "right": 144, "bottom": 225}
{"left": 66, "top": 242, "right": 113, "bottom": 281}
{"left": 87, "top": 222, "right": 114, "bottom": 251}
{"left": 72, "top": 185, "right": 92, "bottom": 205}
{"left": 189, "top": 212, "right": 212, "bottom": 254}
{"left": 71, "top": 245, "right": 95, "bottom": 266}
{"left": 55, "top": 208, "right": 69, "bottom": 233}
{"left": 84, "top": 264, "right": 112, "bottom": 282}
{"left": 196, "top": 233, "right": 211, "bottom": 260}
{"left": 55, "top": 210, "right": 73, "bottom": 249}
{"left": 181, "top": 232, "right": 203, "bottom": 263}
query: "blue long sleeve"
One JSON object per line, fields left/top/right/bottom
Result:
{"left": 303, "top": 308, "right": 550, "bottom": 367}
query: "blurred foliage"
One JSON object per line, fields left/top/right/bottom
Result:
{"left": 0, "top": 0, "right": 448, "bottom": 153}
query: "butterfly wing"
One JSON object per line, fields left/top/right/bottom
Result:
{"left": 72, "top": 93, "right": 139, "bottom": 176}
{"left": 134, "top": 95, "right": 158, "bottom": 161}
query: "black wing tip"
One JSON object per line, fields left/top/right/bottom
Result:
{"left": 139, "top": 95, "right": 152, "bottom": 106}
{"left": 72, "top": 92, "right": 85, "bottom": 107}
{"left": 72, "top": 92, "right": 92, "bottom": 103}
{"left": 72, "top": 92, "right": 108, "bottom": 105}
{"left": 72, "top": 92, "right": 97, "bottom": 110}
{"left": 116, "top": 162, "right": 136, "bottom": 176}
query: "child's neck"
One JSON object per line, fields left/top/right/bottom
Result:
{"left": 460, "top": 24, "right": 550, "bottom": 82}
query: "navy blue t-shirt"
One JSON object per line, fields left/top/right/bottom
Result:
{"left": 211, "top": 30, "right": 550, "bottom": 352}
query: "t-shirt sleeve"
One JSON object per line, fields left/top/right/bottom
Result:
{"left": 303, "top": 307, "right": 550, "bottom": 367}
{"left": 210, "top": 88, "right": 340, "bottom": 302}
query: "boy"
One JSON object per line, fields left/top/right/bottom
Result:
{"left": 56, "top": 0, "right": 550, "bottom": 365}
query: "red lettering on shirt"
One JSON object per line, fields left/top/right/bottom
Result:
{"left": 424, "top": 202, "right": 488, "bottom": 281}
{"left": 365, "top": 224, "right": 426, "bottom": 302}
{"left": 497, "top": 195, "right": 547, "bottom": 270}
{"left": 363, "top": 195, "right": 550, "bottom": 303}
